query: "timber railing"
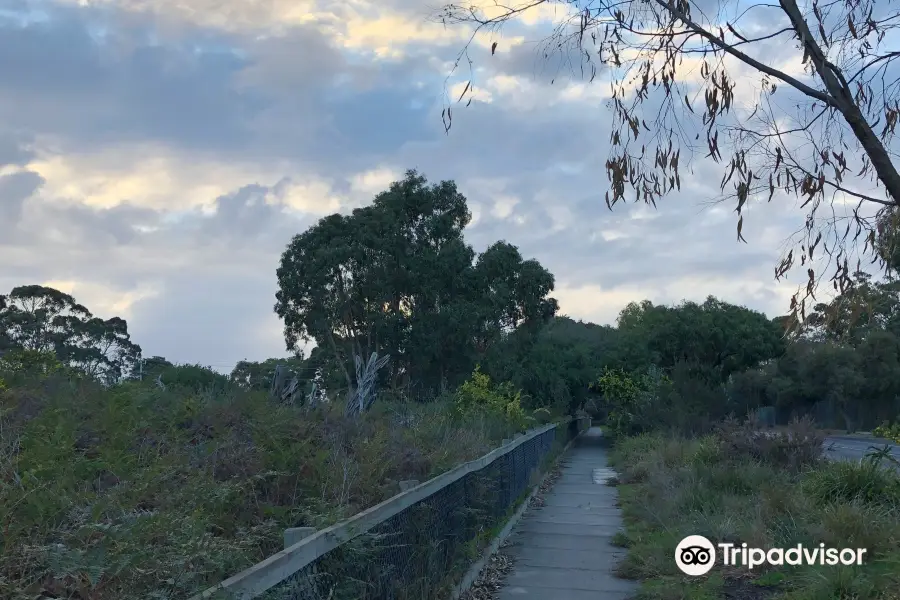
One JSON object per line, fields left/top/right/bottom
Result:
{"left": 190, "top": 415, "right": 592, "bottom": 600}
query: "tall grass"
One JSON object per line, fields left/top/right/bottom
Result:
{"left": 608, "top": 421, "right": 900, "bottom": 600}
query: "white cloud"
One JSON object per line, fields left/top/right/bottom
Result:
{"left": 0, "top": 0, "right": 855, "bottom": 369}
{"left": 350, "top": 166, "right": 402, "bottom": 196}
{"left": 36, "top": 279, "right": 161, "bottom": 321}
{"left": 491, "top": 194, "right": 519, "bottom": 218}
{"left": 278, "top": 178, "right": 345, "bottom": 215}
{"left": 27, "top": 144, "right": 279, "bottom": 210}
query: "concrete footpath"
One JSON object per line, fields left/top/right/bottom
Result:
{"left": 498, "top": 427, "right": 638, "bottom": 600}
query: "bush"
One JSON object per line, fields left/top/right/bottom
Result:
{"left": 591, "top": 367, "right": 645, "bottom": 437}
{"left": 155, "top": 363, "right": 232, "bottom": 393}
{"left": 609, "top": 428, "right": 900, "bottom": 599}
{"left": 802, "top": 460, "right": 900, "bottom": 507}
{"left": 715, "top": 414, "right": 824, "bottom": 470}
{"left": 0, "top": 348, "right": 66, "bottom": 380}
{"left": 454, "top": 366, "right": 532, "bottom": 432}
{"left": 874, "top": 420, "right": 900, "bottom": 443}
{"left": 591, "top": 364, "right": 728, "bottom": 437}
{"left": 0, "top": 369, "right": 529, "bottom": 600}
{"left": 531, "top": 407, "right": 554, "bottom": 424}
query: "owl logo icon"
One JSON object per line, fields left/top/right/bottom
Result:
{"left": 675, "top": 535, "right": 716, "bottom": 576}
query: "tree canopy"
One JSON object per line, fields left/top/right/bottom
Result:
{"left": 274, "top": 170, "right": 559, "bottom": 398}
{"left": 0, "top": 285, "right": 141, "bottom": 384}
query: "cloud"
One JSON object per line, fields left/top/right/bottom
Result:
{"left": 0, "top": 6, "right": 264, "bottom": 153}
{"left": 0, "top": 0, "right": 850, "bottom": 372}
{"left": 0, "top": 170, "right": 44, "bottom": 230}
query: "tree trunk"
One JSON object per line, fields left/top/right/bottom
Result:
{"left": 324, "top": 329, "right": 354, "bottom": 400}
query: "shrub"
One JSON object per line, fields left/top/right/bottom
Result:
{"left": 802, "top": 460, "right": 900, "bottom": 507}
{"left": 154, "top": 363, "right": 232, "bottom": 393}
{"left": 531, "top": 407, "right": 554, "bottom": 424}
{"left": 454, "top": 366, "right": 531, "bottom": 432}
{"left": 591, "top": 366, "right": 683, "bottom": 436}
{"left": 0, "top": 368, "right": 528, "bottom": 600}
{"left": 610, "top": 429, "right": 900, "bottom": 600}
{"left": 591, "top": 367, "right": 647, "bottom": 437}
{"left": 0, "top": 348, "right": 66, "bottom": 380}
{"left": 715, "top": 415, "right": 824, "bottom": 470}
{"left": 874, "top": 420, "right": 900, "bottom": 443}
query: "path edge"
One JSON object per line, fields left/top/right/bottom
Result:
{"left": 449, "top": 425, "right": 588, "bottom": 599}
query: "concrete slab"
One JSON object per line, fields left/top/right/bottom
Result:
{"left": 508, "top": 545, "right": 629, "bottom": 571}
{"left": 528, "top": 506, "right": 624, "bottom": 517}
{"left": 504, "top": 566, "right": 638, "bottom": 593}
{"left": 498, "top": 587, "right": 634, "bottom": 600}
{"left": 540, "top": 494, "right": 622, "bottom": 508}
{"left": 543, "top": 486, "right": 619, "bottom": 497}
{"left": 505, "top": 531, "right": 625, "bottom": 552}
{"left": 493, "top": 427, "right": 639, "bottom": 599}
{"left": 519, "top": 513, "right": 624, "bottom": 527}
{"left": 516, "top": 520, "right": 624, "bottom": 537}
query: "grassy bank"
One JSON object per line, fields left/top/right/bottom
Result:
{"left": 0, "top": 369, "right": 535, "bottom": 600}
{"left": 608, "top": 419, "right": 900, "bottom": 600}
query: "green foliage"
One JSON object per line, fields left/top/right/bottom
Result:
{"left": 615, "top": 296, "right": 786, "bottom": 385}
{"left": 876, "top": 207, "right": 900, "bottom": 273}
{"left": 230, "top": 355, "right": 308, "bottom": 391}
{"left": 453, "top": 366, "right": 531, "bottom": 431}
{"left": 0, "top": 348, "right": 66, "bottom": 380}
{"left": 609, "top": 431, "right": 900, "bottom": 600}
{"left": 155, "top": 363, "right": 232, "bottom": 393}
{"left": 274, "top": 170, "right": 558, "bottom": 398}
{"left": 591, "top": 368, "right": 645, "bottom": 437}
{"left": 728, "top": 332, "right": 900, "bottom": 430}
{"left": 0, "top": 370, "right": 527, "bottom": 599}
{"left": 134, "top": 355, "right": 173, "bottom": 380}
{"left": 806, "top": 271, "right": 900, "bottom": 343}
{"left": 590, "top": 366, "right": 680, "bottom": 436}
{"left": 874, "top": 421, "right": 900, "bottom": 443}
{"left": 482, "top": 316, "right": 621, "bottom": 415}
{"left": 802, "top": 460, "right": 900, "bottom": 507}
{"left": 531, "top": 407, "right": 553, "bottom": 424}
{"left": 0, "top": 285, "right": 141, "bottom": 384}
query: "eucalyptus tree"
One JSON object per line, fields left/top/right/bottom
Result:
{"left": 0, "top": 284, "right": 141, "bottom": 383}
{"left": 274, "top": 170, "right": 559, "bottom": 400}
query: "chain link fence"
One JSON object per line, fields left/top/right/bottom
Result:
{"left": 198, "top": 418, "right": 588, "bottom": 600}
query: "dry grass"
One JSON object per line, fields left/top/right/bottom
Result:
{"left": 0, "top": 372, "right": 527, "bottom": 600}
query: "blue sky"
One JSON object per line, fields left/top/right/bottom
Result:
{"left": 0, "top": 0, "right": 881, "bottom": 370}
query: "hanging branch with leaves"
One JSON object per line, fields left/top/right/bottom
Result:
{"left": 436, "top": 0, "right": 900, "bottom": 331}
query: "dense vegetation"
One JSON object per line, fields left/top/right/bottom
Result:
{"left": 4, "top": 170, "right": 900, "bottom": 599}
{"left": 609, "top": 420, "right": 900, "bottom": 599}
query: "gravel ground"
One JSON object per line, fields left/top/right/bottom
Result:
{"left": 458, "top": 462, "right": 565, "bottom": 600}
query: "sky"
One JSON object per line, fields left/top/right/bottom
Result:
{"left": 0, "top": 0, "right": 873, "bottom": 371}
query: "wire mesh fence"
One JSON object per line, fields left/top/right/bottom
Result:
{"left": 202, "top": 418, "right": 588, "bottom": 600}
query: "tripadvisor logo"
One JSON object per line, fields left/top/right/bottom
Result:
{"left": 675, "top": 535, "right": 867, "bottom": 576}
{"left": 675, "top": 535, "right": 716, "bottom": 576}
